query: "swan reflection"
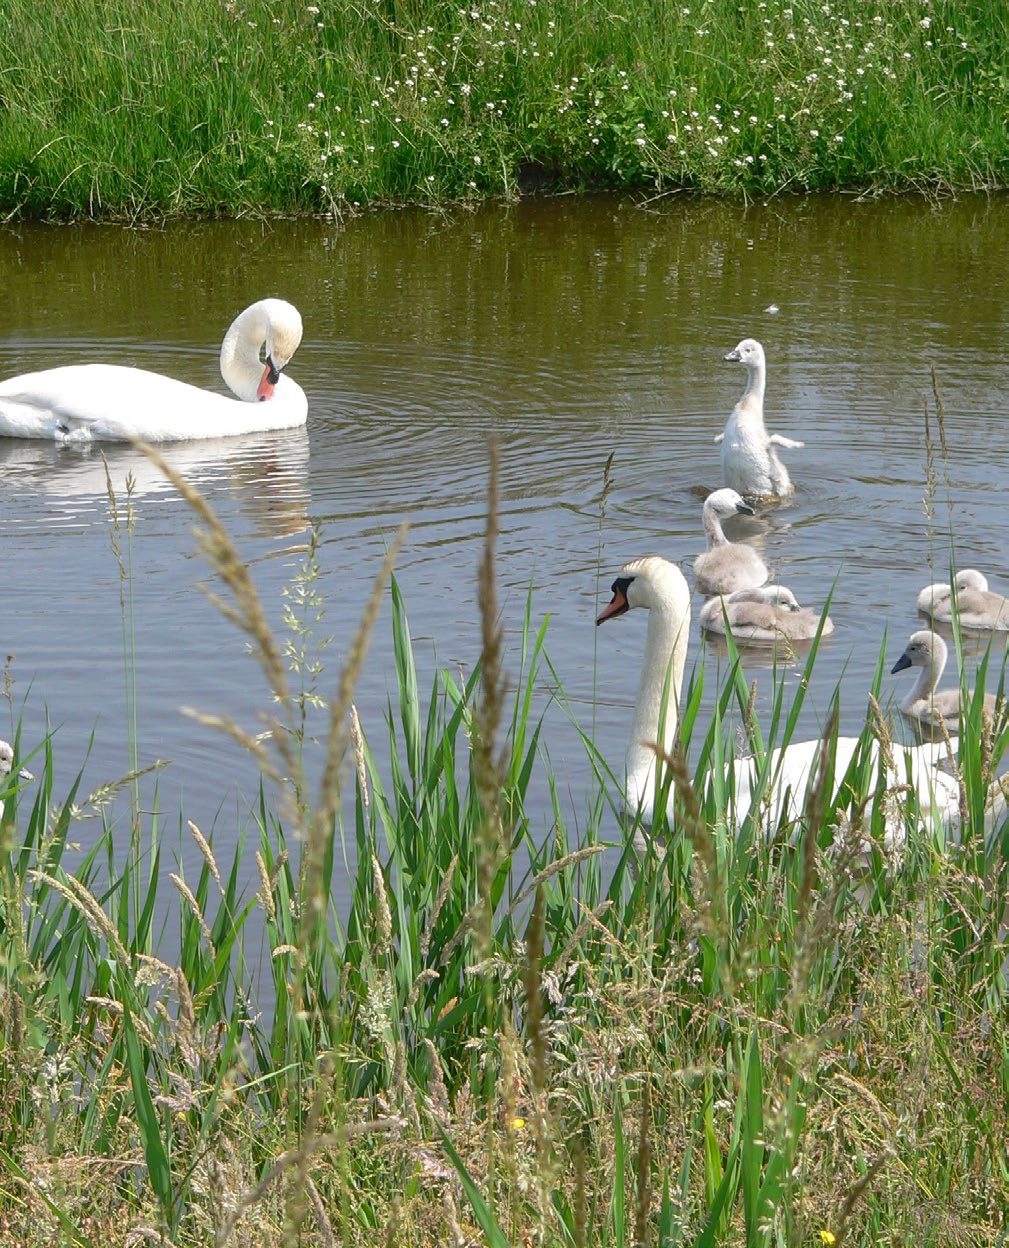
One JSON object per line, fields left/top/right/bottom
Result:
{"left": 0, "top": 426, "right": 311, "bottom": 538}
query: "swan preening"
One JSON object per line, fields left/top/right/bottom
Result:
{"left": 597, "top": 556, "right": 971, "bottom": 845}
{"left": 0, "top": 299, "right": 307, "bottom": 443}
{"left": 917, "top": 570, "right": 1009, "bottom": 632}
{"left": 699, "top": 584, "right": 834, "bottom": 643}
{"left": 891, "top": 629, "right": 997, "bottom": 730}
{"left": 693, "top": 489, "right": 768, "bottom": 597}
{"left": 717, "top": 338, "right": 803, "bottom": 500}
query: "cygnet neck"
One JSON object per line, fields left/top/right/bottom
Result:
{"left": 741, "top": 354, "right": 766, "bottom": 408}
{"left": 703, "top": 503, "right": 730, "bottom": 549}
{"left": 907, "top": 637, "right": 948, "bottom": 708}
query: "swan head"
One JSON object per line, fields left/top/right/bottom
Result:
{"left": 891, "top": 630, "right": 947, "bottom": 679}
{"left": 0, "top": 740, "right": 33, "bottom": 783}
{"left": 724, "top": 338, "right": 765, "bottom": 367}
{"left": 255, "top": 299, "right": 303, "bottom": 401}
{"left": 703, "top": 488, "right": 754, "bottom": 522}
{"left": 596, "top": 556, "right": 691, "bottom": 625}
{"left": 221, "top": 298, "right": 304, "bottom": 403}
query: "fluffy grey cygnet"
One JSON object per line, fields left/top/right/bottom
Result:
{"left": 699, "top": 584, "right": 834, "bottom": 642}
{"left": 917, "top": 569, "right": 1009, "bottom": 631}
{"left": 692, "top": 488, "right": 769, "bottom": 597}
{"left": 891, "top": 629, "right": 996, "bottom": 729}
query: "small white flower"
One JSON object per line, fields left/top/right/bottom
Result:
{"left": 392, "top": 140, "right": 400, "bottom": 148}
{"left": 810, "top": 128, "right": 819, "bottom": 138}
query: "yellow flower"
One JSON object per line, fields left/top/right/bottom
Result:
{"left": 510, "top": 1116, "right": 526, "bottom": 1131}
{"left": 819, "top": 1233, "right": 836, "bottom": 1245}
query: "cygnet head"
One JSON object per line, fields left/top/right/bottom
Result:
{"left": 954, "top": 569, "right": 988, "bottom": 593}
{"left": 723, "top": 338, "right": 765, "bottom": 367}
{"left": 891, "top": 630, "right": 947, "bottom": 678}
{"left": 729, "top": 585, "right": 801, "bottom": 610}
{"left": 704, "top": 488, "right": 755, "bottom": 522}
{"left": 0, "top": 739, "right": 32, "bottom": 782}
{"left": 596, "top": 555, "right": 691, "bottom": 625}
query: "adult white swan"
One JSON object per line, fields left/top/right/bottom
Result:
{"left": 596, "top": 556, "right": 964, "bottom": 844}
{"left": 0, "top": 299, "right": 307, "bottom": 442}
{"left": 917, "top": 569, "right": 1009, "bottom": 632}
{"left": 716, "top": 338, "right": 803, "bottom": 500}
{"left": 699, "top": 584, "right": 834, "bottom": 643}
{"left": 693, "top": 488, "right": 769, "bottom": 597}
{"left": 891, "top": 629, "right": 997, "bottom": 730}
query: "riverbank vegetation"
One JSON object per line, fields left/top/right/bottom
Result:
{"left": 1, "top": 445, "right": 1008, "bottom": 1245}
{"left": 1, "top": 0, "right": 1008, "bottom": 219}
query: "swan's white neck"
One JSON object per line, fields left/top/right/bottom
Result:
{"left": 626, "top": 599, "right": 690, "bottom": 801}
{"left": 219, "top": 301, "right": 291, "bottom": 403}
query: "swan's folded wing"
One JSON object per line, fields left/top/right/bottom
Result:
{"left": 0, "top": 365, "right": 144, "bottom": 439}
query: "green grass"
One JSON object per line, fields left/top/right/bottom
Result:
{"left": 1, "top": 444, "right": 1009, "bottom": 1246}
{"left": 1, "top": 0, "right": 1008, "bottom": 218}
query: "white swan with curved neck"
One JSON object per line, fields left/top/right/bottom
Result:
{"left": 891, "top": 629, "right": 996, "bottom": 729}
{"left": 0, "top": 299, "right": 307, "bottom": 442}
{"left": 917, "top": 569, "right": 1009, "bottom": 631}
{"left": 716, "top": 338, "right": 803, "bottom": 500}
{"left": 597, "top": 556, "right": 969, "bottom": 842}
{"left": 693, "top": 488, "right": 769, "bottom": 597}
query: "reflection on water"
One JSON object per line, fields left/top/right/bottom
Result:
{"left": 0, "top": 429, "right": 311, "bottom": 538}
{"left": 2, "top": 195, "right": 1009, "bottom": 910}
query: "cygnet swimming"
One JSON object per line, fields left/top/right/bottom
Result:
{"left": 917, "top": 569, "right": 1009, "bottom": 631}
{"left": 716, "top": 338, "right": 804, "bottom": 500}
{"left": 891, "top": 629, "right": 997, "bottom": 729}
{"left": 0, "top": 740, "right": 33, "bottom": 821}
{"left": 693, "top": 488, "right": 769, "bottom": 597}
{"left": 699, "top": 584, "right": 834, "bottom": 642}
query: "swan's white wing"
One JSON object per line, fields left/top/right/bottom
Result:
{"left": 0, "top": 364, "right": 306, "bottom": 442}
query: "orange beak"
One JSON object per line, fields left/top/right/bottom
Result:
{"left": 596, "top": 585, "right": 629, "bottom": 625}
{"left": 256, "top": 361, "right": 276, "bottom": 402}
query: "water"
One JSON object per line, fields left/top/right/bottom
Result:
{"left": 2, "top": 195, "right": 1007, "bottom": 907}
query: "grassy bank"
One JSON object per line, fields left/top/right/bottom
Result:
{"left": 1, "top": 448, "right": 1008, "bottom": 1246}
{"left": 1, "top": 0, "right": 1008, "bottom": 219}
